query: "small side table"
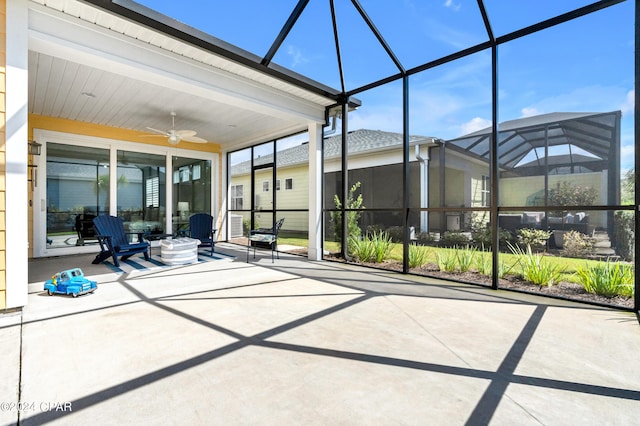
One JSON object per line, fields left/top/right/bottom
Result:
{"left": 247, "top": 234, "right": 278, "bottom": 263}
{"left": 161, "top": 237, "right": 200, "bottom": 265}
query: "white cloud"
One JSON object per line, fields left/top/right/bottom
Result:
{"left": 349, "top": 106, "right": 404, "bottom": 134}
{"left": 508, "top": 85, "right": 628, "bottom": 118}
{"left": 621, "top": 89, "right": 634, "bottom": 115}
{"left": 286, "top": 45, "right": 308, "bottom": 68}
{"left": 443, "top": 0, "right": 461, "bottom": 12}
{"left": 620, "top": 147, "right": 635, "bottom": 171}
{"left": 520, "top": 107, "right": 540, "bottom": 118}
{"left": 460, "top": 117, "right": 491, "bottom": 135}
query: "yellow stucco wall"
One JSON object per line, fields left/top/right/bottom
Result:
{"left": 28, "top": 114, "right": 222, "bottom": 153}
{"left": 0, "top": 0, "right": 6, "bottom": 310}
{"left": 27, "top": 114, "right": 223, "bottom": 258}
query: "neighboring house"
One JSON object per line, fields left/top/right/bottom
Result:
{"left": 230, "top": 111, "right": 621, "bottom": 238}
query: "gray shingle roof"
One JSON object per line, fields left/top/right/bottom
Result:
{"left": 231, "top": 129, "right": 436, "bottom": 175}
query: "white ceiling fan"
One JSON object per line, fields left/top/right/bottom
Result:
{"left": 145, "top": 112, "right": 207, "bottom": 145}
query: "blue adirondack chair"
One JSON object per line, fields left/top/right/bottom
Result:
{"left": 92, "top": 215, "right": 150, "bottom": 267}
{"left": 183, "top": 213, "right": 217, "bottom": 256}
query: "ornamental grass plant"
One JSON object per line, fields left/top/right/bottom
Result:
{"left": 408, "top": 244, "right": 431, "bottom": 268}
{"left": 575, "top": 260, "right": 634, "bottom": 297}
{"left": 437, "top": 250, "right": 458, "bottom": 272}
{"left": 475, "top": 252, "right": 492, "bottom": 276}
{"left": 509, "top": 243, "right": 565, "bottom": 286}
{"left": 349, "top": 230, "right": 392, "bottom": 263}
{"left": 456, "top": 245, "right": 477, "bottom": 272}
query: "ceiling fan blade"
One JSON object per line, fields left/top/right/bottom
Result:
{"left": 145, "top": 127, "right": 170, "bottom": 136}
{"left": 180, "top": 135, "right": 208, "bottom": 143}
{"left": 174, "top": 130, "right": 197, "bottom": 138}
{"left": 175, "top": 130, "right": 207, "bottom": 143}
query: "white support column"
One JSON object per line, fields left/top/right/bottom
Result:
{"left": 219, "top": 151, "right": 229, "bottom": 241}
{"left": 415, "top": 144, "right": 430, "bottom": 233}
{"left": 165, "top": 154, "right": 173, "bottom": 234}
{"left": 5, "top": 0, "right": 29, "bottom": 308}
{"left": 307, "top": 122, "right": 323, "bottom": 261}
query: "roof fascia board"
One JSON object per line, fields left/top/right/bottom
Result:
{"left": 29, "top": 3, "right": 328, "bottom": 124}
{"left": 78, "top": 0, "right": 343, "bottom": 101}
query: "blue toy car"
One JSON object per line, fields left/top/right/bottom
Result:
{"left": 44, "top": 268, "right": 97, "bottom": 297}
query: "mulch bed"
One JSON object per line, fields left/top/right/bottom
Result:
{"left": 321, "top": 254, "right": 634, "bottom": 310}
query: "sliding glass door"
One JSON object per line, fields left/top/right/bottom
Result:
{"left": 34, "top": 131, "right": 218, "bottom": 257}
{"left": 116, "top": 150, "right": 166, "bottom": 237}
{"left": 172, "top": 156, "right": 212, "bottom": 235}
{"left": 46, "top": 143, "right": 110, "bottom": 248}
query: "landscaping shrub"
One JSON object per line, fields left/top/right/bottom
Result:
{"left": 549, "top": 181, "right": 597, "bottom": 207}
{"left": 613, "top": 211, "right": 634, "bottom": 261}
{"left": 471, "top": 225, "right": 511, "bottom": 249}
{"left": 440, "top": 231, "right": 470, "bottom": 248}
{"left": 517, "top": 228, "right": 551, "bottom": 252}
{"left": 561, "top": 230, "right": 595, "bottom": 258}
{"left": 365, "top": 224, "right": 384, "bottom": 238}
{"left": 331, "top": 181, "right": 364, "bottom": 252}
{"left": 408, "top": 245, "right": 431, "bottom": 268}
{"left": 386, "top": 226, "right": 404, "bottom": 243}
{"left": 416, "top": 232, "right": 436, "bottom": 245}
{"left": 575, "top": 260, "right": 634, "bottom": 298}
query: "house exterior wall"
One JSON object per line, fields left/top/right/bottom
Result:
{"left": 0, "top": 0, "right": 6, "bottom": 309}
{"left": 276, "top": 169, "right": 309, "bottom": 209}
{"left": 230, "top": 163, "right": 310, "bottom": 233}
{"left": 500, "top": 171, "right": 608, "bottom": 229}
{"left": 500, "top": 172, "right": 605, "bottom": 207}
{"left": 4, "top": 0, "right": 28, "bottom": 310}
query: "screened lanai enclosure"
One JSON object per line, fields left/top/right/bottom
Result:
{"left": 115, "top": 0, "right": 636, "bottom": 312}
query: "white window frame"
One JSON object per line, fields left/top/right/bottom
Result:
{"left": 231, "top": 184, "right": 244, "bottom": 210}
{"left": 481, "top": 175, "right": 490, "bottom": 207}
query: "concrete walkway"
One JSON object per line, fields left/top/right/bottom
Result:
{"left": 2, "top": 243, "right": 640, "bottom": 425}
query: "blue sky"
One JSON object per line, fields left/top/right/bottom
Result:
{"left": 137, "top": 0, "right": 634, "bottom": 171}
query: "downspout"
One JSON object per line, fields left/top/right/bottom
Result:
{"left": 323, "top": 113, "right": 339, "bottom": 137}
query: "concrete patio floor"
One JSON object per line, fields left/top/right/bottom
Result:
{"left": 2, "top": 243, "right": 640, "bottom": 425}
